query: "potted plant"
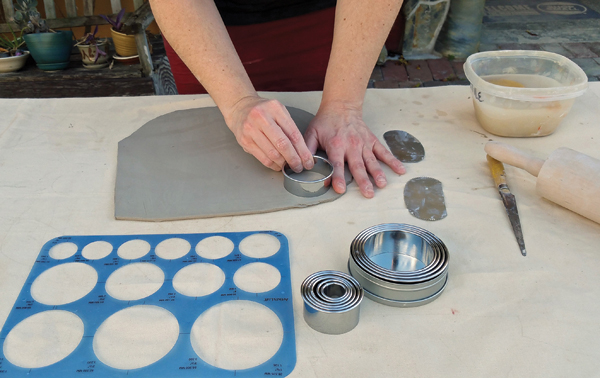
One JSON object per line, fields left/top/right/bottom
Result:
{"left": 101, "top": 9, "right": 138, "bottom": 58}
{"left": 74, "top": 25, "right": 109, "bottom": 69}
{"left": 13, "top": 0, "right": 73, "bottom": 71}
{"left": 0, "top": 24, "right": 30, "bottom": 73}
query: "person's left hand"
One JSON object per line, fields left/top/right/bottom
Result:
{"left": 304, "top": 103, "right": 406, "bottom": 198}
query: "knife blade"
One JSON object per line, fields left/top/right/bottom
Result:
{"left": 486, "top": 154, "right": 527, "bottom": 256}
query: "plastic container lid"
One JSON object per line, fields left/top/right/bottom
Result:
{"left": 464, "top": 50, "right": 588, "bottom": 102}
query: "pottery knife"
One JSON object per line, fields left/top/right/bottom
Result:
{"left": 486, "top": 154, "right": 527, "bottom": 256}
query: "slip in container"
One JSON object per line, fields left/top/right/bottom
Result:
{"left": 464, "top": 50, "right": 588, "bottom": 137}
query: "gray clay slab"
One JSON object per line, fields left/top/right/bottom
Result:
{"left": 115, "top": 107, "right": 351, "bottom": 221}
{"left": 404, "top": 177, "right": 447, "bottom": 221}
{"left": 383, "top": 130, "right": 425, "bottom": 163}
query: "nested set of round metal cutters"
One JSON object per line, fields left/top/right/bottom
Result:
{"left": 301, "top": 270, "right": 364, "bottom": 335}
{"left": 348, "top": 223, "right": 449, "bottom": 307}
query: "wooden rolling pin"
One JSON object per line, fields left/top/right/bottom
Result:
{"left": 485, "top": 141, "right": 600, "bottom": 224}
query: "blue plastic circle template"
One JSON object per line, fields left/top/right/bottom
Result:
{"left": 0, "top": 231, "right": 296, "bottom": 377}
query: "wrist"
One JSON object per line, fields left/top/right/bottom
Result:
{"left": 220, "top": 92, "right": 260, "bottom": 127}
{"left": 320, "top": 83, "right": 365, "bottom": 114}
{"left": 317, "top": 99, "right": 364, "bottom": 117}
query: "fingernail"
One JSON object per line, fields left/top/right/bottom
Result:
{"left": 293, "top": 165, "right": 303, "bottom": 173}
{"left": 334, "top": 180, "right": 346, "bottom": 194}
{"left": 376, "top": 176, "right": 387, "bottom": 186}
{"left": 305, "top": 159, "right": 314, "bottom": 170}
{"left": 396, "top": 162, "right": 406, "bottom": 174}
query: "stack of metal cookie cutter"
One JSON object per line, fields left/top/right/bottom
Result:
{"left": 348, "top": 224, "right": 449, "bottom": 307}
{"left": 283, "top": 155, "right": 334, "bottom": 197}
{"left": 301, "top": 270, "right": 364, "bottom": 334}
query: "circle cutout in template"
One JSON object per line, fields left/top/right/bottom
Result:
{"left": 49, "top": 242, "right": 78, "bottom": 260}
{"left": 155, "top": 238, "right": 191, "bottom": 260}
{"left": 31, "top": 262, "right": 98, "bottom": 305}
{"left": 191, "top": 300, "right": 283, "bottom": 370}
{"left": 233, "top": 263, "right": 281, "bottom": 293}
{"left": 239, "top": 233, "right": 280, "bottom": 258}
{"left": 82, "top": 241, "right": 113, "bottom": 260}
{"left": 173, "top": 263, "right": 225, "bottom": 297}
{"left": 93, "top": 305, "right": 179, "bottom": 370}
{"left": 117, "top": 239, "right": 151, "bottom": 260}
{"left": 3, "top": 310, "right": 84, "bottom": 368}
{"left": 105, "top": 263, "right": 164, "bottom": 301}
{"left": 195, "top": 236, "right": 234, "bottom": 259}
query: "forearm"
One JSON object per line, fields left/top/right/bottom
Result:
{"left": 150, "top": 0, "right": 256, "bottom": 121}
{"left": 151, "top": 0, "right": 314, "bottom": 173}
{"left": 321, "top": 0, "right": 404, "bottom": 109}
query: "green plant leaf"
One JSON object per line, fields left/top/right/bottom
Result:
{"left": 0, "top": 35, "right": 13, "bottom": 48}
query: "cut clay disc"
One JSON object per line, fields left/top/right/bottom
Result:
{"left": 383, "top": 130, "right": 425, "bottom": 163}
{"left": 404, "top": 177, "right": 447, "bottom": 221}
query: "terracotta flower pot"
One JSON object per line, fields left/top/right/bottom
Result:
{"left": 76, "top": 39, "right": 110, "bottom": 67}
{"left": 23, "top": 30, "right": 73, "bottom": 70}
{"left": 0, "top": 51, "right": 30, "bottom": 73}
{"left": 110, "top": 28, "right": 137, "bottom": 57}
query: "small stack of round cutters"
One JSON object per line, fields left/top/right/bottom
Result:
{"left": 301, "top": 271, "right": 363, "bottom": 335}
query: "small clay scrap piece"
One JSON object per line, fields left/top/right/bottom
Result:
{"left": 115, "top": 106, "right": 351, "bottom": 221}
{"left": 383, "top": 130, "right": 425, "bottom": 163}
{"left": 404, "top": 177, "right": 447, "bottom": 221}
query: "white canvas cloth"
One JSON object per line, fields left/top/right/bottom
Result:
{"left": 1, "top": 84, "right": 599, "bottom": 377}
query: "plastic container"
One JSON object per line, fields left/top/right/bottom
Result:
{"left": 464, "top": 50, "right": 588, "bottom": 137}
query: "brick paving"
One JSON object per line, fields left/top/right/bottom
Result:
{"left": 381, "top": 62, "right": 408, "bottom": 81}
{"left": 370, "top": 42, "right": 600, "bottom": 89}
{"left": 562, "top": 43, "right": 598, "bottom": 59}
{"left": 450, "top": 61, "right": 466, "bottom": 80}
{"left": 370, "top": 58, "right": 468, "bottom": 88}
{"left": 573, "top": 58, "right": 600, "bottom": 76}
{"left": 541, "top": 44, "right": 575, "bottom": 58}
{"left": 588, "top": 42, "right": 600, "bottom": 56}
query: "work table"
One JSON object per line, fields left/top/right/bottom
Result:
{"left": 0, "top": 84, "right": 599, "bottom": 377}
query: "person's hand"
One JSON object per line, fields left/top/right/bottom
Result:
{"left": 224, "top": 95, "right": 315, "bottom": 172}
{"left": 304, "top": 103, "right": 406, "bottom": 198}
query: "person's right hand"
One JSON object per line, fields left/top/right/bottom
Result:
{"left": 304, "top": 102, "right": 405, "bottom": 198}
{"left": 224, "top": 96, "right": 315, "bottom": 173}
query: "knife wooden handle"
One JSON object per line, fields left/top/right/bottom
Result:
{"left": 487, "top": 154, "right": 507, "bottom": 187}
{"left": 484, "top": 141, "right": 545, "bottom": 177}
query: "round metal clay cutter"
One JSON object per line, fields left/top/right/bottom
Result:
{"left": 283, "top": 155, "right": 333, "bottom": 197}
{"left": 301, "top": 270, "right": 364, "bottom": 334}
{"left": 348, "top": 223, "right": 449, "bottom": 307}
